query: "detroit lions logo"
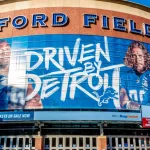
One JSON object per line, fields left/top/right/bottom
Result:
{"left": 93, "top": 87, "right": 118, "bottom": 106}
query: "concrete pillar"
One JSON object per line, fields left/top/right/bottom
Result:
{"left": 35, "top": 136, "right": 43, "bottom": 150}
{"left": 97, "top": 136, "right": 107, "bottom": 150}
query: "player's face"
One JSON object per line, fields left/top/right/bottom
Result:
{"left": 131, "top": 47, "right": 146, "bottom": 73}
{"left": 0, "top": 42, "right": 11, "bottom": 69}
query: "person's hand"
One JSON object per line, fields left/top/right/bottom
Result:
{"left": 24, "top": 98, "right": 43, "bottom": 109}
{"left": 127, "top": 101, "right": 140, "bottom": 110}
{"left": 24, "top": 83, "right": 43, "bottom": 109}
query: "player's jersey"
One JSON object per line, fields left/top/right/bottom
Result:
{"left": 0, "top": 75, "right": 8, "bottom": 109}
{"left": 0, "top": 75, "right": 26, "bottom": 110}
{"left": 120, "top": 69, "right": 150, "bottom": 105}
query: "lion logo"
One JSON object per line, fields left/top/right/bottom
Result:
{"left": 93, "top": 87, "right": 118, "bottom": 106}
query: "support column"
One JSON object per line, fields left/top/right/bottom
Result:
{"left": 97, "top": 136, "right": 107, "bottom": 150}
{"left": 35, "top": 136, "right": 44, "bottom": 150}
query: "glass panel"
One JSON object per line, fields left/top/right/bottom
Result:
{"left": 130, "top": 138, "right": 134, "bottom": 147}
{"left": 32, "top": 138, "right": 35, "bottom": 147}
{"left": 19, "top": 138, "right": 23, "bottom": 147}
{"left": 65, "top": 138, "right": 70, "bottom": 147}
{"left": 52, "top": 138, "right": 56, "bottom": 147}
{"left": 45, "top": 138, "right": 49, "bottom": 148}
{"left": 25, "top": 138, "right": 29, "bottom": 147}
{"left": 6, "top": 138, "right": 10, "bottom": 147}
{"left": 72, "top": 138, "right": 76, "bottom": 147}
{"left": 59, "top": 138, "right": 63, "bottom": 147}
{"left": 146, "top": 138, "right": 149, "bottom": 146}
{"left": 12, "top": 138, "right": 17, "bottom": 147}
{"left": 92, "top": 138, "right": 96, "bottom": 147}
{"left": 107, "top": 138, "right": 110, "bottom": 147}
{"left": 79, "top": 138, "right": 83, "bottom": 147}
{"left": 118, "top": 138, "right": 122, "bottom": 147}
{"left": 86, "top": 138, "right": 90, "bottom": 147}
{"left": 135, "top": 138, "right": 139, "bottom": 146}
{"left": 112, "top": 138, "right": 116, "bottom": 147}
{"left": 0, "top": 138, "right": 4, "bottom": 148}
{"left": 141, "top": 138, "right": 145, "bottom": 147}
{"left": 124, "top": 138, "right": 128, "bottom": 147}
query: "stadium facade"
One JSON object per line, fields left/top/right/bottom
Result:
{"left": 0, "top": 0, "right": 150, "bottom": 149}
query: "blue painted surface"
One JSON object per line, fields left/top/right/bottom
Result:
{"left": 34, "top": 111, "right": 141, "bottom": 121}
{"left": 142, "top": 105, "right": 150, "bottom": 118}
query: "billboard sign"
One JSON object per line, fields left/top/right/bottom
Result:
{"left": 34, "top": 111, "right": 141, "bottom": 121}
{"left": 0, "top": 111, "right": 141, "bottom": 122}
{"left": 0, "top": 34, "right": 150, "bottom": 110}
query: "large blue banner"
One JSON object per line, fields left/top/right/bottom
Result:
{"left": 0, "top": 34, "right": 149, "bottom": 110}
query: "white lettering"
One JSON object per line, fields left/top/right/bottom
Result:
{"left": 25, "top": 51, "right": 43, "bottom": 71}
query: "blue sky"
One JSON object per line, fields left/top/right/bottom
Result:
{"left": 127, "top": 0, "right": 150, "bottom": 7}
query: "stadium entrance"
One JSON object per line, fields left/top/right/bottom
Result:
{"left": 0, "top": 122, "right": 150, "bottom": 150}
{"left": 0, "top": 135, "right": 150, "bottom": 150}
